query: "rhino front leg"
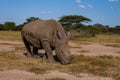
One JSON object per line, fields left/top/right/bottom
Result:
{"left": 41, "top": 41, "right": 55, "bottom": 63}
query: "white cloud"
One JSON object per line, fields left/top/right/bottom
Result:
{"left": 78, "top": 4, "right": 85, "bottom": 8}
{"left": 76, "top": 0, "right": 85, "bottom": 9}
{"left": 76, "top": 0, "right": 81, "bottom": 3}
{"left": 108, "top": 0, "right": 118, "bottom": 2}
{"left": 88, "top": 4, "right": 93, "bottom": 8}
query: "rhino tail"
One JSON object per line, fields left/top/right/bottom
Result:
{"left": 21, "top": 33, "right": 33, "bottom": 56}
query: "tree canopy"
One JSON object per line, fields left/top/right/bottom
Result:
{"left": 4, "top": 22, "right": 16, "bottom": 31}
{"left": 0, "top": 15, "right": 120, "bottom": 36}
{"left": 26, "top": 17, "right": 40, "bottom": 23}
{"left": 59, "top": 15, "right": 91, "bottom": 23}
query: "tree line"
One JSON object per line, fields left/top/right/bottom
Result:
{"left": 59, "top": 15, "right": 120, "bottom": 35}
{"left": 0, "top": 17, "right": 40, "bottom": 31}
{"left": 0, "top": 15, "right": 120, "bottom": 36}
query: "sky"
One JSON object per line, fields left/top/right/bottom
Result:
{"left": 0, "top": 0, "right": 120, "bottom": 27}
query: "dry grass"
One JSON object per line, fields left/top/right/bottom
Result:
{"left": 62, "top": 55, "right": 120, "bottom": 80}
{"left": 0, "top": 51, "right": 61, "bottom": 72}
{"left": 29, "top": 78, "right": 65, "bottom": 80}
{"left": 0, "top": 51, "right": 119, "bottom": 80}
{"left": 72, "top": 34, "right": 120, "bottom": 43}
{"left": 29, "top": 79, "right": 41, "bottom": 80}
{"left": 0, "top": 31, "right": 120, "bottom": 43}
{"left": 102, "top": 43, "right": 120, "bottom": 48}
{"left": 45, "top": 78, "right": 66, "bottom": 80}
{"left": 79, "top": 50, "right": 90, "bottom": 53}
{"left": 0, "top": 31, "right": 120, "bottom": 80}
{"left": 0, "top": 31, "right": 21, "bottom": 41}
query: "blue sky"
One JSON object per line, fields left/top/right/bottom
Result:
{"left": 0, "top": 0, "right": 120, "bottom": 27}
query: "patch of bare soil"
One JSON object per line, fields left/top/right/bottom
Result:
{"left": 0, "top": 40, "right": 119, "bottom": 80}
{"left": 0, "top": 70, "right": 113, "bottom": 80}
{"left": 1, "top": 40, "right": 119, "bottom": 57}
{"left": 0, "top": 44, "right": 14, "bottom": 52}
{"left": 0, "top": 40, "right": 23, "bottom": 52}
{"left": 69, "top": 42, "right": 120, "bottom": 57}
{"left": 0, "top": 40, "right": 22, "bottom": 45}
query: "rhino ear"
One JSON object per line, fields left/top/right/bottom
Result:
{"left": 57, "top": 30, "right": 62, "bottom": 39}
{"left": 65, "top": 31, "right": 71, "bottom": 39}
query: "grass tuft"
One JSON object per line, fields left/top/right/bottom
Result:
{"left": 28, "top": 67, "right": 47, "bottom": 74}
{"left": 103, "top": 44, "right": 120, "bottom": 48}
{"left": 45, "top": 78, "right": 66, "bottom": 80}
{"left": 28, "top": 79, "right": 42, "bottom": 80}
{"left": 0, "top": 51, "right": 119, "bottom": 79}
{"left": 62, "top": 55, "right": 120, "bottom": 79}
{"left": 79, "top": 50, "right": 89, "bottom": 53}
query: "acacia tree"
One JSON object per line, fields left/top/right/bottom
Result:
{"left": 26, "top": 17, "right": 40, "bottom": 23}
{"left": 59, "top": 15, "right": 91, "bottom": 31}
{"left": 59, "top": 15, "right": 91, "bottom": 24}
{"left": 21, "top": 17, "right": 40, "bottom": 26}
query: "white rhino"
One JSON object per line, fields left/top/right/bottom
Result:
{"left": 21, "top": 19, "right": 71, "bottom": 64}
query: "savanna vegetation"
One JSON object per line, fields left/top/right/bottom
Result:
{"left": 0, "top": 15, "right": 120, "bottom": 38}
{"left": 0, "top": 15, "right": 120, "bottom": 80}
{"left": 0, "top": 50, "right": 120, "bottom": 80}
{"left": 0, "top": 31, "right": 120, "bottom": 80}
{"left": 59, "top": 15, "right": 120, "bottom": 38}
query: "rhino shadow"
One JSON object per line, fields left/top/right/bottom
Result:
{"left": 23, "top": 52, "right": 60, "bottom": 62}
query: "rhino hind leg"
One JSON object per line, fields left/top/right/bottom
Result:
{"left": 41, "top": 41, "right": 55, "bottom": 63}
{"left": 33, "top": 47, "right": 38, "bottom": 55}
{"left": 22, "top": 36, "right": 33, "bottom": 56}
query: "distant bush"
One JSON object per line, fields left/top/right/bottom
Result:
{"left": 0, "top": 16, "right": 120, "bottom": 37}
{"left": 63, "top": 23, "right": 120, "bottom": 39}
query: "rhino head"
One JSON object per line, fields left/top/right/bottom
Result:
{"left": 54, "top": 30, "right": 72, "bottom": 64}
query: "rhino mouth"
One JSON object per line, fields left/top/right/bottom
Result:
{"left": 56, "top": 52, "right": 71, "bottom": 64}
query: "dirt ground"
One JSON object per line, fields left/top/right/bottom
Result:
{"left": 0, "top": 40, "right": 119, "bottom": 80}
{"left": 69, "top": 42, "right": 120, "bottom": 57}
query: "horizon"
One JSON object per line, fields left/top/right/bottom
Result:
{"left": 0, "top": 0, "right": 120, "bottom": 27}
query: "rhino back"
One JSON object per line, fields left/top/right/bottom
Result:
{"left": 22, "top": 20, "right": 55, "bottom": 48}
